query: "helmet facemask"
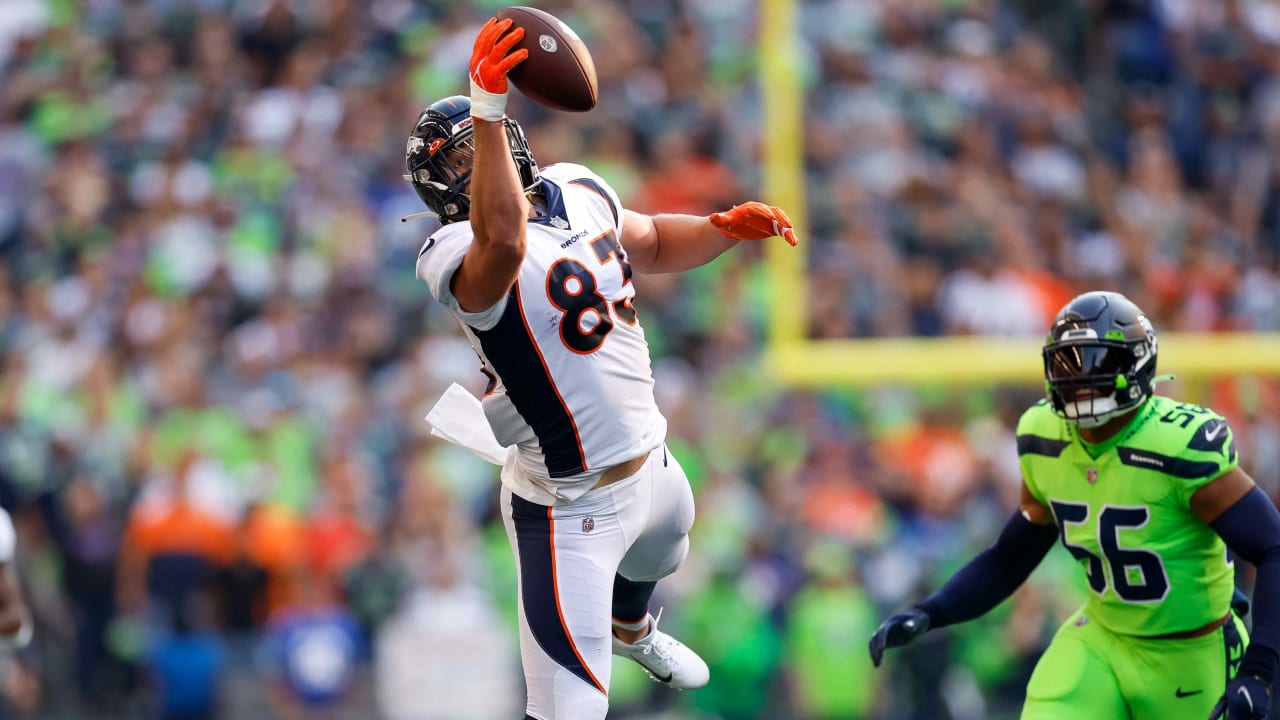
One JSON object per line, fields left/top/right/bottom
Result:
{"left": 1044, "top": 341, "right": 1153, "bottom": 427}
{"left": 407, "top": 135, "right": 477, "bottom": 221}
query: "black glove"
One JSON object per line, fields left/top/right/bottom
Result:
{"left": 868, "top": 607, "right": 931, "bottom": 668}
{"left": 1209, "top": 674, "right": 1271, "bottom": 720}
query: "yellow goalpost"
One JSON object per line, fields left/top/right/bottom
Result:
{"left": 758, "top": 0, "right": 1280, "bottom": 389}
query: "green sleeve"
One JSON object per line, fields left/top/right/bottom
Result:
{"left": 1015, "top": 401, "right": 1062, "bottom": 506}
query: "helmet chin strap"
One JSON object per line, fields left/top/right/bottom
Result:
{"left": 400, "top": 210, "right": 437, "bottom": 223}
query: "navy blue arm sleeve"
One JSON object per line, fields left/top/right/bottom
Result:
{"left": 916, "top": 510, "right": 1059, "bottom": 629}
{"left": 1211, "top": 486, "right": 1280, "bottom": 683}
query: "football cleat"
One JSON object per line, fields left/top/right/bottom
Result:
{"left": 611, "top": 610, "right": 709, "bottom": 690}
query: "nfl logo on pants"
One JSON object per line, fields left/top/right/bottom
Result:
{"left": 582, "top": 517, "right": 594, "bottom": 533}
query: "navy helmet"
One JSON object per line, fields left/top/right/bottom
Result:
{"left": 1043, "top": 291, "right": 1158, "bottom": 427}
{"left": 404, "top": 96, "right": 540, "bottom": 224}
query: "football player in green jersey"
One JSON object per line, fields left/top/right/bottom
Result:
{"left": 869, "top": 291, "right": 1280, "bottom": 720}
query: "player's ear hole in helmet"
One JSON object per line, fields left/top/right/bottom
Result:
{"left": 404, "top": 95, "right": 540, "bottom": 224}
{"left": 1042, "top": 291, "right": 1158, "bottom": 428}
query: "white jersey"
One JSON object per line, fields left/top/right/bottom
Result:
{"left": 417, "top": 163, "right": 666, "bottom": 504}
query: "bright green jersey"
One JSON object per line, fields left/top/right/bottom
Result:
{"left": 1016, "top": 395, "right": 1238, "bottom": 637}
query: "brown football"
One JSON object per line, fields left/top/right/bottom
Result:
{"left": 496, "top": 6, "right": 598, "bottom": 113}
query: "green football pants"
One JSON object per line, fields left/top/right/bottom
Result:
{"left": 1022, "top": 608, "right": 1247, "bottom": 720}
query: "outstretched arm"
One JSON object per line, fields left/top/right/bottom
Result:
{"left": 622, "top": 202, "right": 797, "bottom": 275}
{"left": 451, "top": 17, "right": 530, "bottom": 312}
{"left": 1194, "top": 468, "right": 1280, "bottom": 720}
{"left": 869, "top": 482, "right": 1057, "bottom": 667}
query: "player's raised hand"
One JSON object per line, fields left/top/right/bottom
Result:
{"left": 710, "top": 202, "right": 798, "bottom": 246}
{"left": 1209, "top": 674, "right": 1271, "bottom": 720}
{"left": 868, "top": 607, "right": 931, "bottom": 668}
{"left": 469, "top": 17, "right": 528, "bottom": 121}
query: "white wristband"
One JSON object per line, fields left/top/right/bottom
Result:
{"left": 470, "top": 79, "right": 508, "bottom": 122}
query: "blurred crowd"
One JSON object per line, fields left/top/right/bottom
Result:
{"left": 1, "top": 0, "right": 1280, "bottom": 718}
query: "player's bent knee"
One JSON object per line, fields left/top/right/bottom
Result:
{"left": 657, "top": 535, "right": 690, "bottom": 577}
{"left": 621, "top": 535, "right": 689, "bottom": 582}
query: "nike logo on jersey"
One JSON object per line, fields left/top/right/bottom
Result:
{"left": 1190, "top": 418, "right": 1231, "bottom": 454}
{"left": 418, "top": 237, "right": 437, "bottom": 258}
{"left": 1175, "top": 688, "right": 1203, "bottom": 698}
{"left": 1204, "top": 421, "right": 1225, "bottom": 442}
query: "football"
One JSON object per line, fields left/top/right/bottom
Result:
{"left": 496, "top": 6, "right": 598, "bottom": 113}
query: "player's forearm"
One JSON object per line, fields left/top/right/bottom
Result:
{"left": 469, "top": 119, "right": 529, "bottom": 254}
{"left": 917, "top": 511, "right": 1057, "bottom": 628}
{"left": 635, "top": 214, "right": 737, "bottom": 274}
{"left": 1212, "top": 486, "right": 1280, "bottom": 683}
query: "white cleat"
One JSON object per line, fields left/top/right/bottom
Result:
{"left": 611, "top": 610, "right": 710, "bottom": 690}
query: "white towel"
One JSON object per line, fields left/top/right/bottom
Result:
{"left": 425, "top": 383, "right": 508, "bottom": 466}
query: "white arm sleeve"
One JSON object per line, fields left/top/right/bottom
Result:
{"left": 414, "top": 223, "right": 509, "bottom": 331}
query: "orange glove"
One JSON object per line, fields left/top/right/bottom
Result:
{"left": 710, "top": 202, "right": 799, "bottom": 246}
{"left": 469, "top": 17, "right": 527, "bottom": 121}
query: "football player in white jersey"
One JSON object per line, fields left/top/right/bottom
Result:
{"left": 409, "top": 18, "right": 798, "bottom": 720}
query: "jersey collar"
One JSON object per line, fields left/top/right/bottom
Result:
{"left": 528, "top": 178, "right": 569, "bottom": 229}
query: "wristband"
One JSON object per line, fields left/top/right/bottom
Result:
{"left": 470, "top": 80, "right": 507, "bottom": 122}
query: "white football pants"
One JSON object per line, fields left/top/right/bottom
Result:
{"left": 500, "top": 445, "right": 695, "bottom": 720}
